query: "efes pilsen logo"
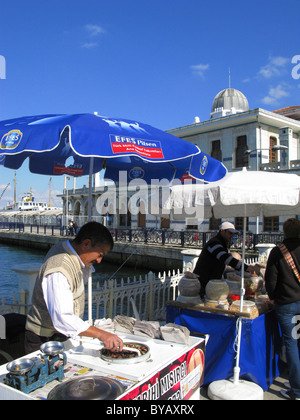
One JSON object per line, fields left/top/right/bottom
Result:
{"left": 200, "top": 156, "right": 208, "bottom": 175}
{"left": 0, "top": 130, "right": 23, "bottom": 150}
{"left": 129, "top": 167, "right": 145, "bottom": 180}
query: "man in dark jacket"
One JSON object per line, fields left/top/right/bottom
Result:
{"left": 193, "top": 222, "right": 255, "bottom": 298}
{"left": 265, "top": 218, "right": 300, "bottom": 400}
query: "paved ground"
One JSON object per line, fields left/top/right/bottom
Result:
{"left": 263, "top": 368, "right": 290, "bottom": 400}
{"left": 200, "top": 366, "right": 290, "bottom": 400}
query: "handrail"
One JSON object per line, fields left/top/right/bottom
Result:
{"left": 0, "top": 222, "right": 283, "bottom": 250}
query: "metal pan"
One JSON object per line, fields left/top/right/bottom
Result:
{"left": 6, "top": 358, "right": 35, "bottom": 375}
{"left": 40, "top": 341, "right": 65, "bottom": 356}
{"left": 47, "top": 376, "right": 126, "bottom": 400}
{"left": 100, "top": 342, "right": 150, "bottom": 364}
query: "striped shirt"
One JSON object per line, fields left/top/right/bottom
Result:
{"left": 194, "top": 232, "right": 248, "bottom": 296}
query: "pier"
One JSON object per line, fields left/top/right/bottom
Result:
{"left": 0, "top": 223, "right": 277, "bottom": 271}
{"left": 0, "top": 229, "right": 185, "bottom": 271}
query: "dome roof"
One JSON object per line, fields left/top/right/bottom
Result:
{"left": 211, "top": 88, "right": 249, "bottom": 113}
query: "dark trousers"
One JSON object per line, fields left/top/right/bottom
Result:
{"left": 24, "top": 329, "right": 68, "bottom": 354}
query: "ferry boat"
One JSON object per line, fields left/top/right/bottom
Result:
{"left": 7, "top": 193, "right": 48, "bottom": 212}
{"left": 3, "top": 192, "right": 61, "bottom": 213}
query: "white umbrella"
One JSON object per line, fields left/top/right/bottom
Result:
{"left": 166, "top": 168, "right": 300, "bottom": 218}
{"left": 163, "top": 169, "right": 300, "bottom": 399}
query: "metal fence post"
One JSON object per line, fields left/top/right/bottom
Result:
{"left": 18, "top": 289, "right": 28, "bottom": 315}
{"left": 180, "top": 231, "right": 185, "bottom": 247}
{"left": 146, "top": 271, "right": 155, "bottom": 320}
{"left": 108, "top": 280, "right": 114, "bottom": 319}
{"left": 162, "top": 230, "right": 166, "bottom": 245}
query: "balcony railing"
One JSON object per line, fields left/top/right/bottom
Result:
{"left": 260, "top": 159, "right": 300, "bottom": 172}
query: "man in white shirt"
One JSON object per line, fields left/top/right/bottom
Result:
{"left": 25, "top": 222, "right": 123, "bottom": 353}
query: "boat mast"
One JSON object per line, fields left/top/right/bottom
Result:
{"left": 14, "top": 171, "right": 16, "bottom": 206}
{"left": 49, "top": 177, "right": 52, "bottom": 208}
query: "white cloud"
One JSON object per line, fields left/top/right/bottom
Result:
{"left": 0, "top": 183, "right": 11, "bottom": 190}
{"left": 258, "top": 56, "right": 289, "bottom": 79}
{"left": 190, "top": 64, "right": 210, "bottom": 79}
{"left": 81, "top": 24, "right": 106, "bottom": 48}
{"left": 82, "top": 42, "right": 99, "bottom": 49}
{"left": 85, "top": 24, "right": 105, "bottom": 37}
{"left": 262, "top": 83, "right": 290, "bottom": 105}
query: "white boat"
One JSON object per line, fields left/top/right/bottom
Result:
{"left": 0, "top": 191, "right": 62, "bottom": 221}
{"left": 4, "top": 192, "right": 59, "bottom": 212}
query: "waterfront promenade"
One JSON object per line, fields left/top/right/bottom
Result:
{"left": 0, "top": 223, "right": 279, "bottom": 271}
{"left": 0, "top": 228, "right": 186, "bottom": 272}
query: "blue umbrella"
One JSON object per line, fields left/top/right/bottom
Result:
{"left": 0, "top": 113, "right": 227, "bottom": 183}
{"left": 0, "top": 113, "right": 227, "bottom": 323}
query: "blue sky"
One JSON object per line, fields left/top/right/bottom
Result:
{"left": 0, "top": 0, "right": 299, "bottom": 207}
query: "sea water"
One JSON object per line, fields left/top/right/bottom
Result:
{"left": 0, "top": 242, "right": 149, "bottom": 303}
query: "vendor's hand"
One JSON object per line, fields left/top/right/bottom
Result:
{"left": 79, "top": 326, "right": 123, "bottom": 352}
{"left": 100, "top": 330, "right": 123, "bottom": 352}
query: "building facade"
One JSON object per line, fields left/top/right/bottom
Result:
{"left": 62, "top": 88, "right": 300, "bottom": 233}
{"left": 167, "top": 88, "right": 300, "bottom": 232}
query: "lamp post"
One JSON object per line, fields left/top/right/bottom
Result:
{"left": 245, "top": 145, "right": 288, "bottom": 171}
{"left": 244, "top": 145, "right": 289, "bottom": 233}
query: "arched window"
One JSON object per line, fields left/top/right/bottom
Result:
{"left": 235, "top": 135, "right": 249, "bottom": 168}
{"left": 269, "top": 137, "right": 278, "bottom": 162}
{"left": 264, "top": 216, "right": 279, "bottom": 232}
{"left": 211, "top": 140, "right": 222, "bottom": 161}
{"left": 235, "top": 217, "right": 249, "bottom": 231}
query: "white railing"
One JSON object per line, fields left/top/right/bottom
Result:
{"left": 0, "top": 271, "right": 182, "bottom": 321}
{"left": 92, "top": 270, "right": 181, "bottom": 321}
{"left": 0, "top": 260, "right": 259, "bottom": 320}
{"left": 260, "top": 159, "right": 300, "bottom": 173}
{"left": 0, "top": 290, "right": 29, "bottom": 315}
{"left": 245, "top": 257, "right": 259, "bottom": 265}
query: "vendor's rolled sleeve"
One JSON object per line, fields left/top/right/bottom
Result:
{"left": 42, "top": 273, "right": 89, "bottom": 339}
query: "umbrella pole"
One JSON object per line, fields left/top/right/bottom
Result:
{"left": 233, "top": 215, "right": 246, "bottom": 384}
{"left": 88, "top": 157, "right": 94, "bottom": 223}
{"left": 88, "top": 157, "right": 94, "bottom": 325}
{"left": 88, "top": 268, "right": 93, "bottom": 325}
{"left": 208, "top": 215, "right": 263, "bottom": 400}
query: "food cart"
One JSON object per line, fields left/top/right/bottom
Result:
{"left": 0, "top": 332, "right": 206, "bottom": 400}
{"left": 166, "top": 301, "right": 282, "bottom": 391}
